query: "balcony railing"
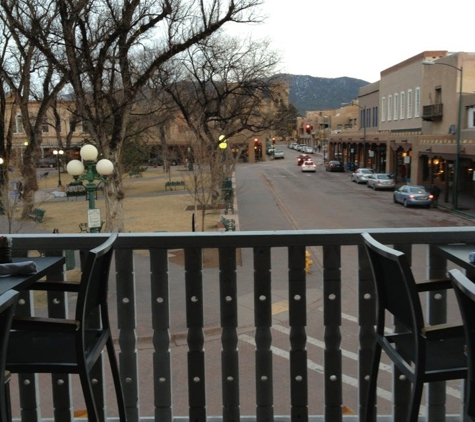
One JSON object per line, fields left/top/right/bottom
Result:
{"left": 8, "top": 227, "right": 474, "bottom": 422}
{"left": 422, "top": 103, "right": 444, "bottom": 121}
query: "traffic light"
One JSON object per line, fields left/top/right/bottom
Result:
{"left": 254, "top": 138, "right": 259, "bottom": 150}
{"left": 305, "top": 124, "right": 312, "bottom": 134}
{"left": 272, "top": 137, "right": 276, "bottom": 144}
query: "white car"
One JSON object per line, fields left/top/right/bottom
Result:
{"left": 367, "top": 173, "right": 396, "bottom": 190}
{"left": 301, "top": 160, "right": 316, "bottom": 172}
{"left": 302, "top": 146, "right": 314, "bottom": 154}
{"left": 273, "top": 149, "right": 284, "bottom": 159}
{"left": 351, "top": 168, "right": 375, "bottom": 184}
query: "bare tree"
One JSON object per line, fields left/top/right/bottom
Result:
{"left": 154, "top": 34, "right": 282, "bottom": 221}
{"left": 0, "top": 6, "right": 68, "bottom": 219}
{"left": 0, "top": 0, "right": 264, "bottom": 231}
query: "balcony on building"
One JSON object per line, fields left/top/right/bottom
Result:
{"left": 6, "top": 229, "right": 472, "bottom": 422}
{"left": 422, "top": 103, "right": 444, "bottom": 121}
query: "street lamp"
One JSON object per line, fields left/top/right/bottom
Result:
{"left": 66, "top": 144, "right": 114, "bottom": 233}
{"left": 53, "top": 149, "right": 64, "bottom": 186}
{"left": 422, "top": 59, "right": 463, "bottom": 208}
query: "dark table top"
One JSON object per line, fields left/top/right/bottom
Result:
{"left": 0, "top": 256, "right": 65, "bottom": 296}
{"left": 436, "top": 244, "right": 475, "bottom": 272}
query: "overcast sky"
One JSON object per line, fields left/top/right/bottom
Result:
{"left": 227, "top": 0, "right": 474, "bottom": 83}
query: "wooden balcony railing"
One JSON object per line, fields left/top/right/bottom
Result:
{"left": 422, "top": 103, "right": 444, "bottom": 121}
{"left": 8, "top": 227, "right": 473, "bottom": 422}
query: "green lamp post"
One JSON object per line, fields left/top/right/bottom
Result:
{"left": 66, "top": 144, "right": 114, "bottom": 233}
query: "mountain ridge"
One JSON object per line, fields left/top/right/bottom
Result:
{"left": 279, "top": 73, "right": 370, "bottom": 116}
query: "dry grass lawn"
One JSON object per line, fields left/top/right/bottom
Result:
{"left": 20, "top": 166, "right": 225, "bottom": 233}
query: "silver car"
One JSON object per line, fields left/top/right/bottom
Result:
{"left": 393, "top": 185, "right": 433, "bottom": 208}
{"left": 351, "top": 168, "right": 375, "bottom": 184}
{"left": 367, "top": 173, "right": 396, "bottom": 190}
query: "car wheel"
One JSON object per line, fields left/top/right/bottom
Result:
{"left": 393, "top": 195, "right": 398, "bottom": 203}
{"left": 403, "top": 199, "right": 409, "bottom": 207}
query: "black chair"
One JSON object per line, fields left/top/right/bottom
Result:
{"left": 449, "top": 268, "right": 475, "bottom": 421}
{"left": 0, "top": 290, "right": 19, "bottom": 422}
{"left": 6, "top": 233, "right": 126, "bottom": 422}
{"left": 361, "top": 232, "right": 467, "bottom": 422}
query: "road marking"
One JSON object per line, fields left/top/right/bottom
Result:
{"left": 239, "top": 333, "right": 395, "bottom": 404}
{"left": 272, "top": 300, "right": 288, "bottom": 315}
{"left": 240, "top": 324, "right": 461, "bottom": 402}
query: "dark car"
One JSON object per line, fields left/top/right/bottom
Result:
{"left": 148, "top": 156, "right": 180, "bottom": 166}
{"left": 393, "top": 185, "right": 433, "bottom": 208}
{"left": 297, "top": 154, "right": 311, "bottom": 166}
{"left": 325, "top": 160, "right": 344, "bottom": 172}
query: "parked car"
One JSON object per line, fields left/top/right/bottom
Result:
{"left": 273, "top": 149, "right": 284, "bottom": 159}
{"left": 297, "top": 154, "right": 311, "bottom": 166}
{"left": 367, "top": 173, "right": 396, "bottom": 190}
{"left": 148, "top": 156, "right": 181, "bottom": 166}
{"left": 393, "top": 185, "right": 433, "bottom": 208}
{"left": 301, "top": 160, "right": 316, "bottom": 172}
{"left": 351, "top": 168, "right": 375, "bottom": 184}
{"left": 288, "top": 142, "right": 299, "bottom": 149}
{"left": 302, "top": 146, "right": 314, "bottom": 154}
{"left": 325, "top": 160, "right": 344, "bottom": 172}
{"left": 266, "top": 147, "right": 275, "bottom": 155}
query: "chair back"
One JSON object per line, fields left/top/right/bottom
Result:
{"left": 361, "top": 232, "right": 425, "bottom": 336}
{"left": 449, "top": 268, "right": 475, "bottom": 419}
{"left": 75, "top": 233, "right": 118, "bottom": 329}
{"left": 0, "top": 290, "right": 19, "bottom": 422}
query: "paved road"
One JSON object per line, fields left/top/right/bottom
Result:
{"left": 233, "top": 148, "right": 472, "bottom": 416}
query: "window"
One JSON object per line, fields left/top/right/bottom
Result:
{"left": 387, "top": 95, "right": 392, "bottom": 121}
{"left": 394, "top": 93, "right": 399, "bottom": 120}
{"left": 42, "top": 120, "right": 49, "bottom": 133}
{"left": 381, "top": 97, "right": 386, "bottom": 122}
{"left": 415, "top": 87, "right": 421, "bottom": 118}
{"left": 407, "top": 89, "right": 413, "bottom": 118}
{"left": 400, "top": 92, "right": 405, "bottom": 120}
{"left": 372, "top": 107, "right": 378, "bottom": 127}
{"left": 69, "top": 119, "right": 77, "bottom": 133}
{"left": 13, "top": 115, "right": 24, "bottom": 134}
{"left": 468, "top": 107, "right": 475, "bottom": 129}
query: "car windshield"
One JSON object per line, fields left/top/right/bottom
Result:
{"left": 361, "top": 170, "right": 373, "bottom": 174}
{"left": 376, "top": 174, "right": 391, "bottom": 180}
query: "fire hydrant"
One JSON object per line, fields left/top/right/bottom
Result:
{"left": 305, "top": 250, "right": 313, "bottom": 274}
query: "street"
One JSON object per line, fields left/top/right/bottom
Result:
{"left": 230, "top": 149, "right": 473, "bottom": 416}
{"left": 236, "top": 149, "right": 474, "bottom": 232}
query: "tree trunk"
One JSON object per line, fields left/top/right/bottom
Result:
{"left": 20, "top": 149, "right": 39, "bottom": 220}
{"left": 103, "top": 150, "right": 125, "bottom": 233}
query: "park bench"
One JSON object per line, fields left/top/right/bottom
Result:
{"left": 40, "top": 172, "right": 49, "bottom": 179}
{"left": 164, "top": 180, "right": 185, "bottom": 191}
{"left": 29, "top": 208, "right": 46, "bottom": 223}
{"left": 66, "top": 182, "right": 87, "bottom": 200}
{"left": 219, "top": 216, "right": 236, "bottom": 232}
{"left": 79, "top": 221, "right": 105, "bottom": 233}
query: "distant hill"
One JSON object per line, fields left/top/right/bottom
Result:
{"left": 279, "top": 74, "right": 370, "bottom": 116}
